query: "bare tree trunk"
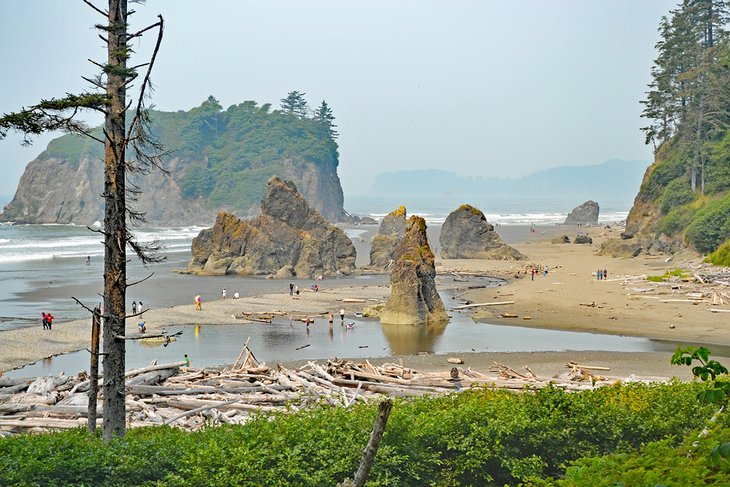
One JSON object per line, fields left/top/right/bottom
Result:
{"left": 352, "top": 400, "right": 393, "bottom": 487}
{"left": 102, "top": 0, "right": 129, "bottom": 440}
{"left": 88, "top": 307, "right": 101, "bottom": 433}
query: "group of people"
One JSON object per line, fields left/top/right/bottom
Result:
{"left": 131, "top": 301, "right": 144, "bottom": 314}
{"left": 596, "top": 269, "right": 609, "bottom": 280}
{"left": 41, "top": 312, "right": 54, "bottom": 330}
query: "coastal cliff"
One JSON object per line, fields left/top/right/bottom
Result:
{"left": 187, "top": 177, "right": 356, "bottom": 277}
{"left": 1, "top": 96, "right": 346, "bottom": 225}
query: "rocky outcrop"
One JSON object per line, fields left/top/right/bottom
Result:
{"left": 379, "top": 216, "right": 448, "bottom": 325}
{"left": 564, "top": 200, "right": 600, "bottom": 225}
{"left": 574, "top": 234, "right": 593, "bottom": 244}
{"left": 369, "top": 206, "right": 407, "bottom": 269}
{"left": 1, "top": 99, "right": 348, "bottom": 225}
{"left": 187, "top": 177, "right": 356, "bottom": 277}
{"left": 439, "top": 205, "right": 524, "bottom": 260}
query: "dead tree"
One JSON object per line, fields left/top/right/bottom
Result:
{"left": 0, "top": 0, "right": 165, "bottom": 439}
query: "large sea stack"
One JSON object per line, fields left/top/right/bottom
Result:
{"left": 0, "top": 97, "right": 346, "bottom": 225}
{"left": 379, "top": 216, "right": 448, "bottom": 325}
{"left": 564, "top": 200, "right": 600, "bottom": 225}
{"left": 439, "top": 204, "right": 525, "bottom": 260}
{"left": 369, "top": 206, "right": 407, "bottom": 269}
{"left": 187, "top": 177, "right": 356, "bottom": 277}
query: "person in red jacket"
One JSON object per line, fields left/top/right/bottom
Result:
{"left": 46, "top": 313, "right": 55, "bottom": 330}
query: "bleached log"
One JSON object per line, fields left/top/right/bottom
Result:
{"left": 452, "top": 301, "right": 515, "bottom": 309}
{"left": 126, "top": 367, "right": 178, "bottom": 386}
{"left": 708, "top": 308, "right": 730, "bottom": 313}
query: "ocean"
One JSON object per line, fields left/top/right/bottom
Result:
{"left": 0, "top": 195, "right": 629, "bottom": 333}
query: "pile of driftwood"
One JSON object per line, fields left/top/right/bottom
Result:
{"left": 0, "top": 343, "right": 662, "bottom": 435}
{"left": 622, "top": 267, "right": 730, "bottom": 313}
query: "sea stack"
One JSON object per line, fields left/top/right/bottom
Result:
{"left": 379, "top": 215, "right": 448, "bottom": 325}
{"left": 439, "top": 204, "right": 525, "bottom": 260}
{"left": 187, "top": 177, "right": 356, "bottom": 277}
{"left": 369, "top": 206, "right": 407, "bottom": 269}
{"left": 565, "top": 200, "right": 600, "bottom": 225}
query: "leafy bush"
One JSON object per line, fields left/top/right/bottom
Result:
{"left": 0, "top": 382, "right": 715, "bottom": 486}
{"left": 660, "top": 178, "right": 695, "bottom": 214}
{"left": 685, "top": 192, "right": 730, "bottom": 253}
{"left": 707, "top": 239, "right": 730, "bottom": 266}
{"left": 544, "top": 416, "right": 730, "bottom": 486}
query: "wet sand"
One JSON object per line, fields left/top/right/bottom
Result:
{"left": 1, "top": 222, "right": 728, "bottom": 381}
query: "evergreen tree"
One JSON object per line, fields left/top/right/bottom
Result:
{"left": 313, "top": 100, "right": 339, "bottom": 139}
{"left": 641, "top": 0, "right": 730, "bottom": 193}
{"left": 0, "top": 0, "right": 165, "bottom": 440}
{"left": 280, "top": 90, "right": 309, "bottom": 118}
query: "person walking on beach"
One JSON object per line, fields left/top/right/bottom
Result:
{"left": 46, "top": 312, "right": 54, "bottom": 330}
{"left": 289, "top": 283, "right": 294, "bottom": 296}
{"left": 194, "top": 294, "right": 202, "bottom": 311}
{"left": 328, "top": 313, "right": 334, "bottom": 325}
{"left": 603, "top": 269, "right": 608, "bottom": 280}
{"left": 138, "top": 301, "right": 143, "bottom": 313}
{"left": 41, "top": 312, "right": 48, "bottom": 330}
{"left": 221, "top": 288, "right": 226, "bottom": 300}
{"left": 132, "top": 301, "right": 137, "bottom": 314}
{"left": 340, "top": 308, "right": 345, "bottom": 323}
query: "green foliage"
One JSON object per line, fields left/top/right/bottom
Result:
{"left": 685, "top": 192, "right": 730, "bottom": 253}
{"left": 0, "top": 382, "right": 715, "bottom": 486}
{"left": 39, "top": 131, "right": 104, "bottom": 168}
{"left": 647, "top": 268, "right": 690, "bottom": 282}
{"left": 546, "top": 415, "right": 730, "bottom": 486}
{"left": 659, "top": 177, "right": 695, "bottom": 213}
{"left": 707, "top": 238, "right": 730, "bottom": 265}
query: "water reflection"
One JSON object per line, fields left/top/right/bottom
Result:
{"left": 381, "top": 321, "right": 448, "bottom": 355}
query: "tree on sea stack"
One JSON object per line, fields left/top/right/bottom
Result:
{"left": 380, "top": 215, "right": 448, "bottom": 325}
{"left": 0, "top": 0, "right": 165, "bottom": 440}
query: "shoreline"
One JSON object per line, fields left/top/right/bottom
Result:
{"left": 2, "top": 222, "right": 729, "bottom": 379}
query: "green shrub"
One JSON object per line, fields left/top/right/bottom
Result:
{"left": 685, "top": 192, "right": 730, "bottom": 253}
{"left": 707, "top": 239, "right": 730, "bottom": 266}
{"left": 0, "top": 382, "right": 715, "bottom": 486}
{"left": 660, "top": 178, "right": 695, "bottom": 214}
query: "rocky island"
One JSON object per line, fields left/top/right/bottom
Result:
{"left": 187, "top": 177, "right": 356, "bottom": 277}
{"left": 0, "top": 96, "right": 347, "bottom": 225}
{"left": 439, "top": 204, "right": 524, "bottom": 260}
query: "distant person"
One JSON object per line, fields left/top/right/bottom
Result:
{"left": 138, "top": 321, "right": 147, "bottom": 333}
{"left": 289, "top": 283, "right": 294, "bottom": 296}
{"left": 221, "top": 288, "right": 227, "bottom": 300}
{"left": 132, "top": 301, "right": 137, "bottom": 314}
{"left": 85, "top": 255, "right": 91, "bottom": 265}
{"left": 195, "top": 294, "right": 202, "bottom": 311}
{"left": 603, "top": 269, "right": 608, "bottom": 280}
{"left": 138, "top": 301, "right": 143, "bottom": 313}
{"left": 41, "top": 312, "right": 48, "bottom": 330}
{"left": 233, "top": 291, "right": 240, "bottom": 299}
{"left": 184, "top": 354, "right": 190, "bottom": 367}
{"left": 340, "top": 308, "right": 345, "bottom": 322}
{"left": 328, "top": 313, "right": 334, "bottom": 325}
{"left": 295, "top": 285, "right": 300, "bottom": 296}
{"left": 46, "top": 312, "right": 54, "bottom": 330}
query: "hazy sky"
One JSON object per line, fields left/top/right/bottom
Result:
{"left": 0, "top": 0, "right": 676, "bottom": 198}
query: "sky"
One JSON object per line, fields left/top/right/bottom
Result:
{"left": 0, "top": 0, "right": 677, "bottom": 198}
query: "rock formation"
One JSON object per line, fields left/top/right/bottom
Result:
{"left": 564, "top": 200, "right": 600, "bottom": 225}
{"left": 439, "top": 205, "right": 525, "bottom": 260}
{"left": 187, "top": 177, "right": 356, "bottom": 277}
{"left": 1, "top": 99, "right": 347, "bottom": 225}
{"left": 574, "top": 234, "right": 593, "bottom": 244}
{"left": 379, "top": 216, "right": 448, "bottom": 325}
{"left": 369, "top": 206, "right": 407, "bottom": 269}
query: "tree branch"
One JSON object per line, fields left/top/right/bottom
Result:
{"left": 82, "top": 0, "right": 107, "bottom": 17}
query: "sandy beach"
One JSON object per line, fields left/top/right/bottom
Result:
{"left": 1, "top": 222, "right": 728, "bottom": 381}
